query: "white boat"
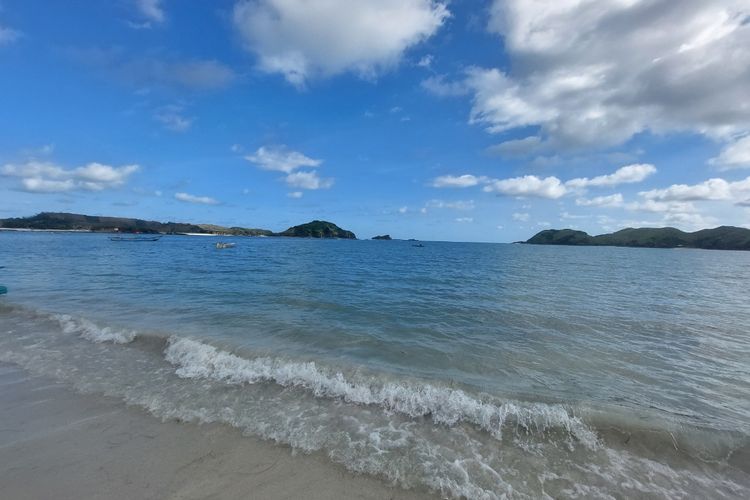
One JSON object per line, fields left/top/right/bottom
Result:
{"left": 215, "top": 242, "right": 236, "bottom": 249}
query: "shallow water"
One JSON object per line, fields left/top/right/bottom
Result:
{"left": 1, "top": 232, "right": 748, "bottom": 498}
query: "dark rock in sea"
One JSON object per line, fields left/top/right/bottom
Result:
{"left": 276, "top": 220, "right": 356, "bottom": 239}
{"left": 372, "top": 235, "right": 392, "bottom": 240}
{"left": 525, "top": 226, "right": 750, "bottom": 251}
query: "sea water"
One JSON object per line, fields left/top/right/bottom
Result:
{"left": 0, "top": 232, "right": 748, "bottom": 498}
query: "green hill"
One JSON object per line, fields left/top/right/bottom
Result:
{"left": 526, "top": 226, "right": 750, "bottom": 251}
{"left": 0, "top": 213, "right": 354, "bottom": 239}
{"left": 0, "top": 212, "right": 206, "bottom": 234}
{"left": 276, "top": 220, "right": 356, "bottom": 239}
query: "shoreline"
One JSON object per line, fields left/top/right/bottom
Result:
{"left": 0, "top": 362, "right": 434, "bottom": 500}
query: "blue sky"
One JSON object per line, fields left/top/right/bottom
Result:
{"left": 1, "top": 0, "right": 749, "bottom": 242}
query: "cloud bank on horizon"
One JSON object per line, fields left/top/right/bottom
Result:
{"left": 0, "top": 0, "right": 749, "bottom": 241}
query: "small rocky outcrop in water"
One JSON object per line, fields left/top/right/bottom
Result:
{"left": 276, "top": 220, "right": 356, "bottom": 239}
{"left": 372, "top": 234, "right": 392, "bottom": 240}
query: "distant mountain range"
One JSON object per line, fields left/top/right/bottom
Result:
{"left": 0, "top": 212, "right": 356, "bottom": 239}
{"left": 525, "top": 226, "right": 750, "bottom": 251}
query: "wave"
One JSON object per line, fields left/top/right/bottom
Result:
{"left": 2, "top": 302, "right": 748, "bottom": 499}
{"left": 164, "top": 336, "right": 599, "bottom": 448}
{"left": 53, "top": 313, "right": 137, "bottom": 344}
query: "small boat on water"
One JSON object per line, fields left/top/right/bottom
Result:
{"left": 215, "top": 242, "right": 236, "bottom": 249}
{"left": 109, "top": 235, "right": 162, "bottom": 242}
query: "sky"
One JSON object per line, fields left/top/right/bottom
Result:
{"left": 1, "top": 0, "right": 749, "bottom": 242}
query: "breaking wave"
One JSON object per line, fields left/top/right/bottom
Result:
{"left": 52, "top": 313, "right": 138, "bottom": 344}
{"left": 164, "top": 336, "right": 599, "bottom": 447}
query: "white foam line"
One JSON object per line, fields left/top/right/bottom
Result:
{"left": 53, "top": 314, "right": 137, "bottom": 344}
{"left": 164, "top": 336, "right": 599, "bottom": 448}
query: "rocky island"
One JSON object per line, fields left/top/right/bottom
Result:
{"left": 525, "top": 226, "right": 750, "bottom": 251}
{"left": 372, "top": 234, "right": 392, "bottom": 240}
{"left": 0, "top": 213, "right": 355, "bottom": 239}
{"left": 276, "top": 220, "right": 356, "bottom": 239}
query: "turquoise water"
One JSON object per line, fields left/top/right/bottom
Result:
{"left": 1, "top": 232, "right": 749, "bottom": 498}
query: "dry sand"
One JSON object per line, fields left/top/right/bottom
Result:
{"left": 0, "top": 362, "right": 436, "bottom": 500}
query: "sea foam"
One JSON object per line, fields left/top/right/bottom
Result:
{"left": 164, "top": 336, "right": 599, "bottom": 448}
{"left": 53, "top": 314, "right": 137, "bottom": 344}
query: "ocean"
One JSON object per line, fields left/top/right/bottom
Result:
{"left": 1, "top": 232, "right": 748, "bottom": 498}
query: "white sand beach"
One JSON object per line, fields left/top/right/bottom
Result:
{"left": 0, "top": 362, "right": 434, "bottom": 500}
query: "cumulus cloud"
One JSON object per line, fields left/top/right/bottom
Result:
{"left": 421, "top": 75, "right": 470, "bottom": 97}
{"left": 287, "top": 191, "right": 303, "bottom": 198}
{"left": 232, "top": 0, "right": 449, "bottom": 86}
{"left": 431, "top": 174, "right": 483, "bottom": 188}
{"left": 486, "top": 136, "right": 543, "bottom": 157}
{"left": 625, "top": 175, "right": 750, "bottom": 229}
{"left": 285, "top": 170, "right": 334, "bottom": 190}
{"left": 434, "top": 164, "right": 656, "bottom": 201}
{"left": 566, "top": 164, "right": 657, "bottom": 189}
{"left": 417, "top": 54, "right": 434, "bottom": 68}
{"left": 135, "top": 0, "right": 164, "bottom": 23}
{"left": 576, "top": 193, "right": 624, "bottom": 208}
{"left": 0, "top": 25, "right": 21, "bottom": 45}
{"left": 484, "top": 175, "right": 567, "bottom": 199}
{"left": 244, "top": 146, "right": 322, "bottom": 173}
{"left": 709, "top": 135, "right": 750, "bottom": 170}
{"left": 174, "top": 192, "right": 220, "bottom": 205}
{"left": 458, "top": 1, "right": 750, "bottom": 149}
{"left": 639, "top": 177, "right": 750, "bottom": 201}
{"left": 1, "top": 160, "right": 139, "bottom": 193}
{"left": 243, "top": 145, "right": 333, "bottom": 191}
{"left": 512, "top": 212, "right": 530, "bottom": 222}
{"left": 154, "top": 104, "right": 193, "bottom": 132}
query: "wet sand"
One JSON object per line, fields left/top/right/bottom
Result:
{"left": 0, "top": 362, "right": 435, "bottom": 500}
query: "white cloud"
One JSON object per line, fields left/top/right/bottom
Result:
{"left": 417, "top": 54, "right": 433, "bottom": 68}
{"left": 512, "top": 212, "right": 530, "bottom": 222}
{"left": 455, "top": 217, "right": 473, "bottom": 223}
{"left": 431, "top": 174, "right": 482, "bottom": 188}
{"left": 575, "top": 193, "right": 624, "bottom": 207}
{"left": 486, "top": 136, "right": 543, "bottom": 157}
{"left": 0, "top": 25, "right": 21, "bottom": 45}
{"left": 484, "top": 175, "right": 567, "bottom": 199}
{"left": 1, "top": 160, "right": 139, "bottom": 193}
{"left": 135, "top": 0, "right": 164, "bottom": 23}
{"left": 287, "top": 191, "right": 303, "bottom": 198}
{"left": 639, "top": 177, "right": 750, "bottom": 201}
{"left": 398, "top": 206, "right": 409, "bottom": 214}
{"left": 154, "top": 105, "right": 193, "bottom": 132}
{"left": 566, "top": 164, "right": 656, "bottom": 189}
{"left": 424, "top": 199, "right": 475, "bottom": 211}
{"left": 244, "top": 146, "right": 322, "bottom": 173}
{"left": 421, "top": 75, "right": 469, "bottom": 97}
{"left": 20, "top": 178, "right": 75, "bottom": 193}
{"left": 709, "top": 134, "right": 750, "bottom": 170}
{"left": 174, "top": 192, "right": 220, "bottom": 205}
{"left": 433, "top": 164, "right": 656, "bottom": 201}
{"left": 285, "top": 170, "right": 334, "bottom": 190}
{"left": 232, "top": 0, "right": 449, "bottom": 86}
{"left": 461, "top": 1, "right": 750, "bottom": 149}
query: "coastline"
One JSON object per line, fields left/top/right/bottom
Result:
{"left": 0, "top": 362, "right": 434, "bottom": 500}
